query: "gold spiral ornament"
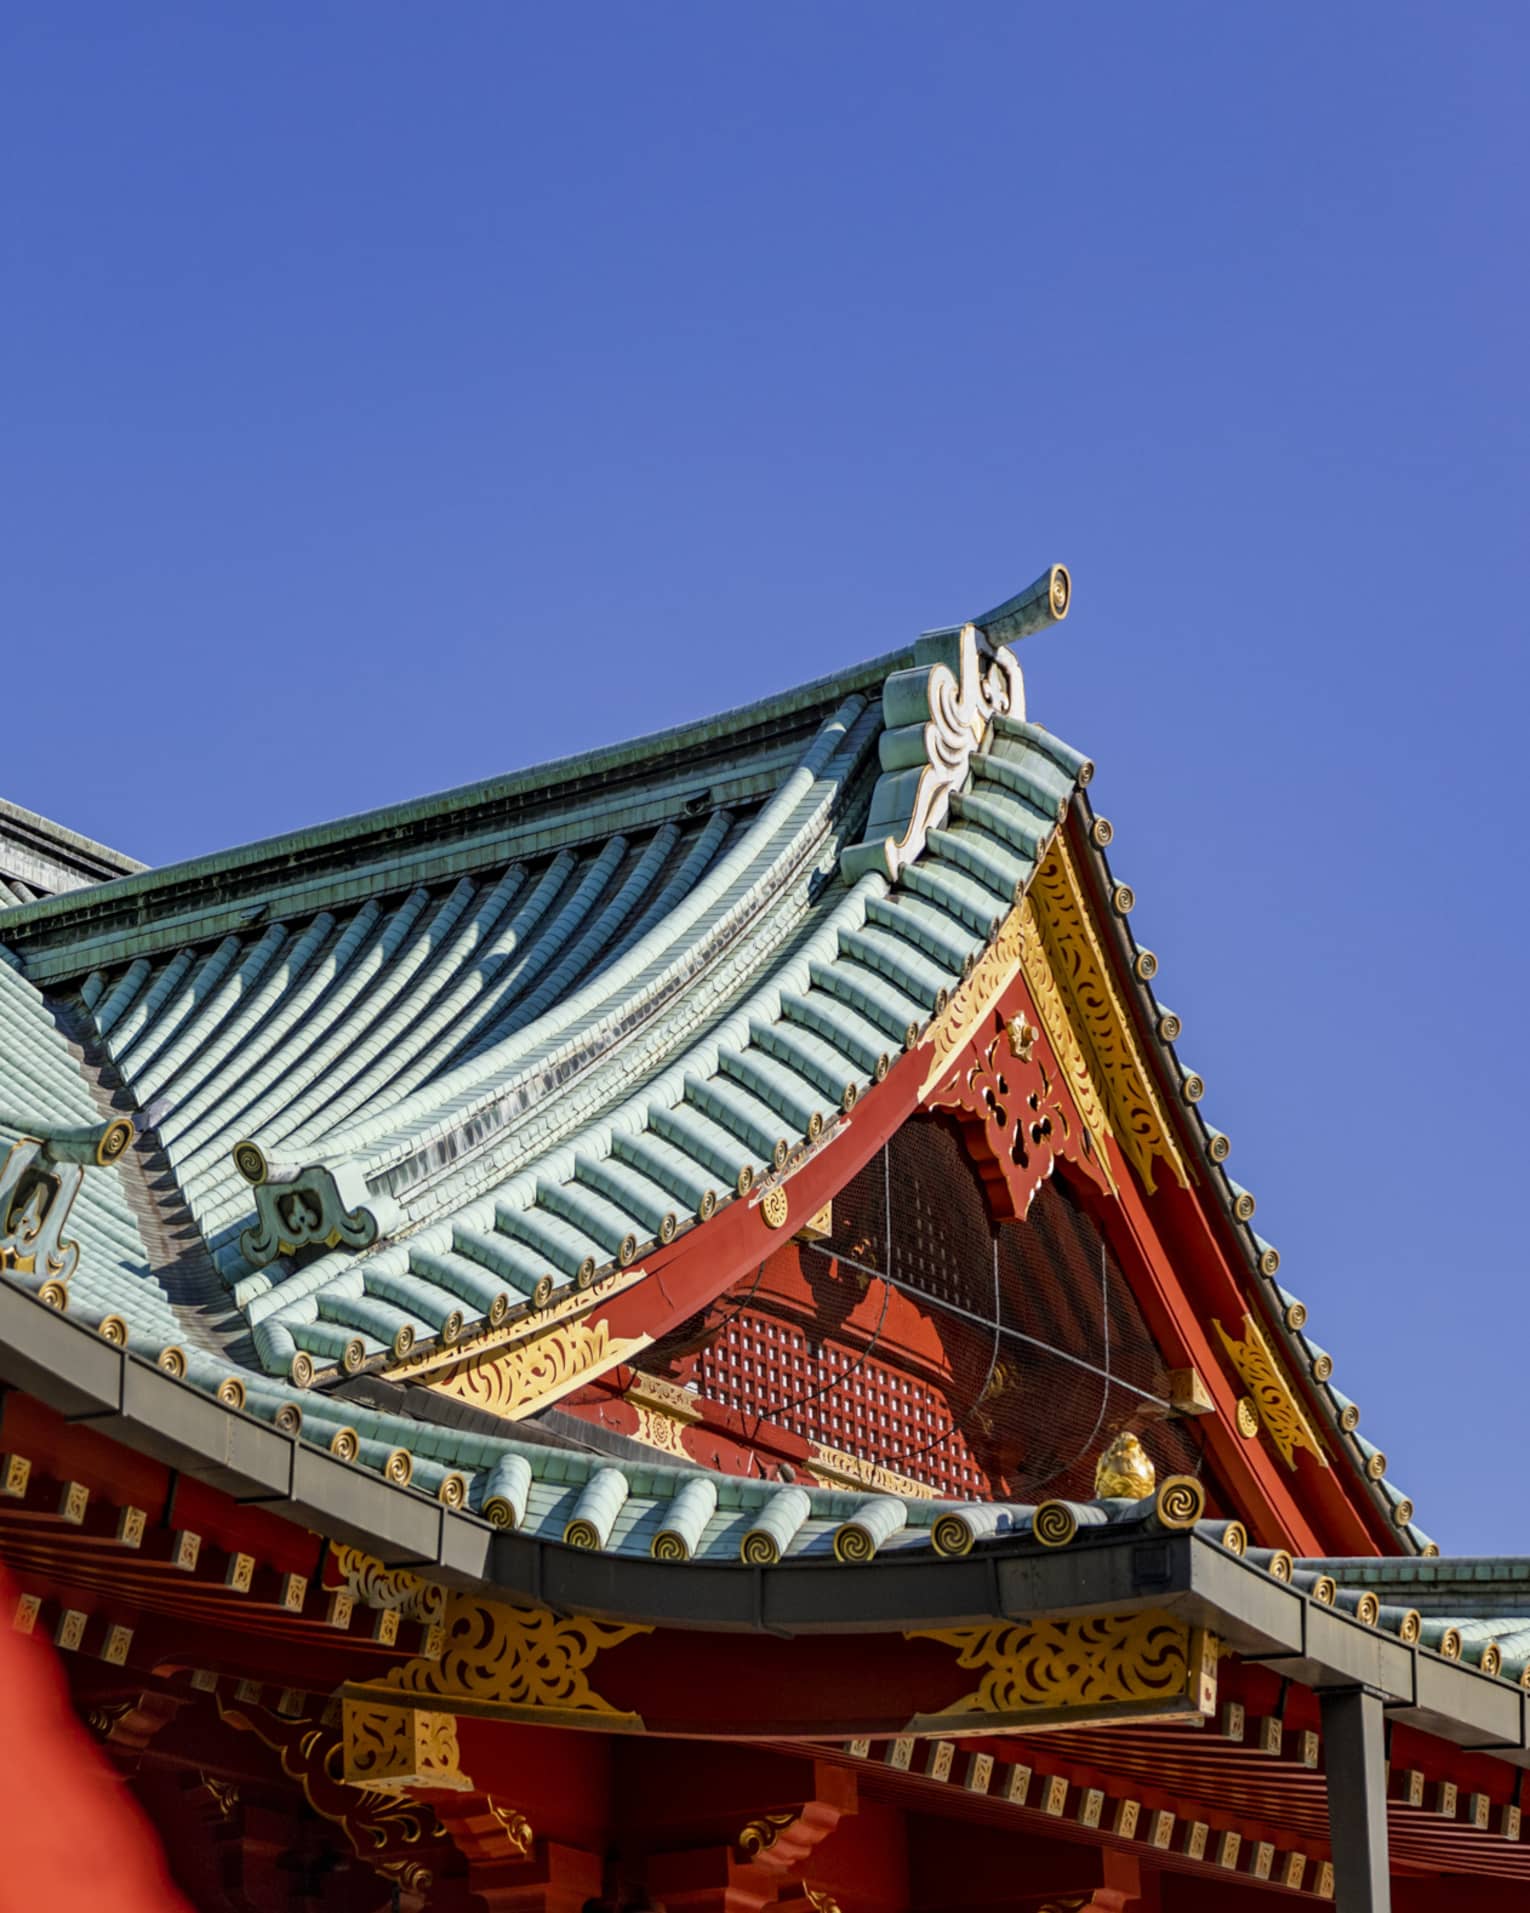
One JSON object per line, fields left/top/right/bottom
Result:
{"left": 1154, "top": 1476, "right": 1206, "bottom": 1530}
{"left": 1112, "top": 884, "right": 1135, "bottom": 916}
{"left": 1134, "top": 949, "right": 1157, "bottom": 980}
{"left": 1311, "top": 1575, "right": 1337, "bottom": 1606}
{"left": 1520, "top": 1664, "right": 1530, "bottom": 1691}
{"left": 564, "top": 1518, "right": 600, "bottom": 1550}
{"left": 1284, "top": 1298, "right": 1308, "bottom": 1331}
{"left": 95, "top": 1118, "right": 135, "bottom": 1165}
{"left": 1207, "top": 1131, "right": 1231, "bottom": 1163}
{"left": 290, "top": 1350, "right": 314, "bottom": 1388}
{"left": 574, "top": 1259, "right": 596, "bottom": 1290}
{"left": 329, "top": 1427, "right": 359, "bottom": 1462}
{"left": 1422, "top": 1541, "right": 1440, "bottom": 1558}
{"left": 531, "top": 1274, "right": 554, "bottom": 1307}
{"left": 874, "top": 1052, "right": 891, "bottom": 1083}
{"left": 618, "top": 1234, "right": 638, "bottom": 1267}
{"left": 274, "top": 1402, "right": 303, "bottom": 1436}
{"left": 1181, "top": 1073, "right": 1205, "bottom": 1104}
{"left": 1235, "top": 1397, "right": 1259, "bottom": 1439}
{"left": 217, "top": 1377, "right": 246, "bottom": 1410}
{"left": 1033, "top": 1501, "right": 1077, "bottom": 1548}
{"left": 651, "top": 1529, "right": 689, "bottom": 1561}
{"left": 697, "top": 1189, "right": 718, "bottom": 1221}
{"left": 233, "top": 1140, "right": 267, "bottom": 1186}
{"left": 97, "top": 1315, "right": 127, "bottom": 1345}
{"left": 1480, "top": 1642, "right": 1503, "bottom": 1676}
{"left": 1307, "top": 1352, "right": 1332, "bottom": 1384}
{"left": 1392, "top": 1499, "right": 1414, "bottom": 1527}
{"left": 1075, "top": 756, "right": 1095, "bottom": 787}
{"left": 841, "top": 1083, "right": 858, "bottom": 1113}
{"left": 735, "top": 1166, "right": 754, "bottom": 1198}
{"left": 658, "top": 1213, "right": 678, "bottom": 1245}
{"left": 489, "top": 1291, "right": 511, "bottom": 1325}
{"left": 384, "top": 1448, "right": 414, "bottom": 1487}
{"left": 1396, "top": 1609, "right": 1422, "bottom": 1644}
{"left": 1339, "top": 1401, "right": 1361, "bottom": 1432}
{"left": 903, "top": 1021, "right": 921, "bottom": 1051}
{"left": 1438, "top": 1627, "right": 1462, "bottom": 1660}
{"left": 1157, "top": 1010, "right": 1182, "bottom": 1042}
{"left": 1049, "top": 564, "right": 1071, "bottom": 616}
{"left": 1355, "top": 1592, "right": 1381, "bottom": 1626}
{"left": 1091, "top": 816, "right": 1114, "bottom": 848}
{"left": 761, "top": 1187, "right": 789, "bottom": 1231}
{"left": 768, "top": 1138, "right": 788, "bottom": 1171}
{"left": 806, "top": 1111, "right": 824, "bottom": 1142}
{"left": 158, "top": 1345, "right": 187, "bottom": 1378}
{"left": 437, "top": 1472, "right": 468, "bottom": 1509}
{"left": 933, "top": 988, "right": 950, "bottom": 1016}
{"left": 833, "top": 1524, "right": 876, "bottom": 1565}
{"left": 482, "top": 1494, "right": 517, "bottom": 1530}
{"left": 341, "top": 1337, "right": 365, "bottom": 1374}
{"left": 391, "top": 1324, "right": 415, "bottom": 1360}
{"left": 1219, "top": 1521, "right": 1248, "bottom": 1556}
{"left": 1364, "top": 1450, "right": 1387, "bottom": 1482}
{"left": 1259, "top": 1247, "right": 1281, "bottom": 1277}
{"left": 931, "top": 1511, "right": 974, "bottom": 1557}
{"left": 440, "top": 1310, "right": 464, "bottom": 1344}
{"left": 1266, "top": 1550, "right": 1294, "bottom": 1582}
{"left": 740, "top": 1529, "right": 781, "bottom": 1566}
{"left": 1233, "top": 1191, "right": 1256, "bottom": 1221}
{"left": 39, "top": 1281, "right": 68, "bottom": 1312}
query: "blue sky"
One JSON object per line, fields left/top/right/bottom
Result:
{"left": 4, "top": 6, "right": 1526, "bottom": 1551}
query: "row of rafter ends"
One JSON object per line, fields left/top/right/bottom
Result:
{"left": 1072, "top": 792, "right": 1431, "bottom": 1556}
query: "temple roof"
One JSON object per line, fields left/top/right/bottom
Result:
{"left": 0, "top": 569, "right": 1446, "bottom": 1631}
{"left": 0, "top": 798, "right": 141, "bottom": 906}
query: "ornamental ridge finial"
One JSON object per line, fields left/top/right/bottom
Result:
{"left": 1094, "top": 1430, "right": 1156, "bottom": 1500}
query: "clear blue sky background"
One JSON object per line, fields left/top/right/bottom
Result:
{"left": 4, "top": 7, "right": 1526, "bottom": 1551}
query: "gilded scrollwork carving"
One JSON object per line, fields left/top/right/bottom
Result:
{"left": 339, "top": 1699, "right": 470, "bottom": 1791}
{"left": 1028, "top": 838, "right": 1191, "bottom": 1194}
{"left": 0, "top": 1116, "right": 133, "bottom": 1283}
{"left": 365, "top": 1587, "right": 650, "bottom": 1726}
{"left": 906, "top": 1610, "right": 1218, "bottom": 1728}
{"left": 1212, "top": 1314, "right": 1328, "bottom": 1470}
{"left": 426, "top": 1316, "right": 651, "bottom": 1421}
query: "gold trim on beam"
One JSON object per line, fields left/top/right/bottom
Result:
{"left": 905, "top": 1609, "right": 1218, "bottom": 1734}
{"left": 426, "top": 1315, "right": 651, "bottom": 1421}
{"left": 1028, "top": 836, "right": 1191, "bottom": 1194}
{"left": 1213, "top": 1314, "right": 1328, "bottom": 1471}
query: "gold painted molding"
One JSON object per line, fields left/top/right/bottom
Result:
{"left": 358, "top": 1588, "right": 650, "bottom": 1729}
{"left": 381, "top": 1265, "right": 646, "bottom": 1385}
{"left": 426, "top": 1315, "right": 651, "bottom": 1421}
{"left": 1017, "top": 899, "right": 1116, "bottom": 1190}
{"left": 1213, "top": 1314, "right": 1328, "bottom": 1471}
{"left": 919, "top": 902, "right": 1028, "bottom": 1096}
{"left": 1028, "top": 837, "right": 1191, "bottom": 1194}
{"left": 907, "top": 1609, "right": 1219, "bottom": 1731}
{"left": 806, "top": 1441, "right": 935, "bottom": 1501}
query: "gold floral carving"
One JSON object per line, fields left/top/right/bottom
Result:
{"left": 1213, "top": 1315, "right": 1328, "bottom": 1471}
{"left": 363, "top": 1588, "right": 650, "bottom": 1728}
{"left": 427, "top": 1316, "right": 651, "bottom": 1421}
{"left": 340, "top": 1699, "right": 470, "bottom": 1791}
{"left": 906, "top": 1610, "right": 1218, "bottom": 1729}
{"left": 737, "top": 1810, "right": 795, "bottom": 1856}
{"left": 920, "top": 903, "right": 1028, "bottom": 1096}
{"left": 1028, "top": 838, "right": 1190, "bottom": 1193}
{"left": 806, "top": 1441, "right": 935, "bottom": 1500}
{"left": 381, "top": 1266, "right": 646, "bottom": 1384}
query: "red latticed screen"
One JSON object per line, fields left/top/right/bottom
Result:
{"left": 665, "top": 1115, "right": 1205, "bottom": 1503}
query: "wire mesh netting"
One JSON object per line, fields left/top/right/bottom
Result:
{"left": 657, "top": 1113, "right": 1205, "bottom": 1503}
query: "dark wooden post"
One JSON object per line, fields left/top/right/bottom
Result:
{"left": 1320, "top": 1686, "right": 1391, "bottom": 1912}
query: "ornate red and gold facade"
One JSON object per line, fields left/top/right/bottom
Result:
{"left": 0, "top": 571, "right": 1521, "bottom": 1910}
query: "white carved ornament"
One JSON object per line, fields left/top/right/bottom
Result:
{"left": 883, "top": 626, "right": 1024, "bottom": 881}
